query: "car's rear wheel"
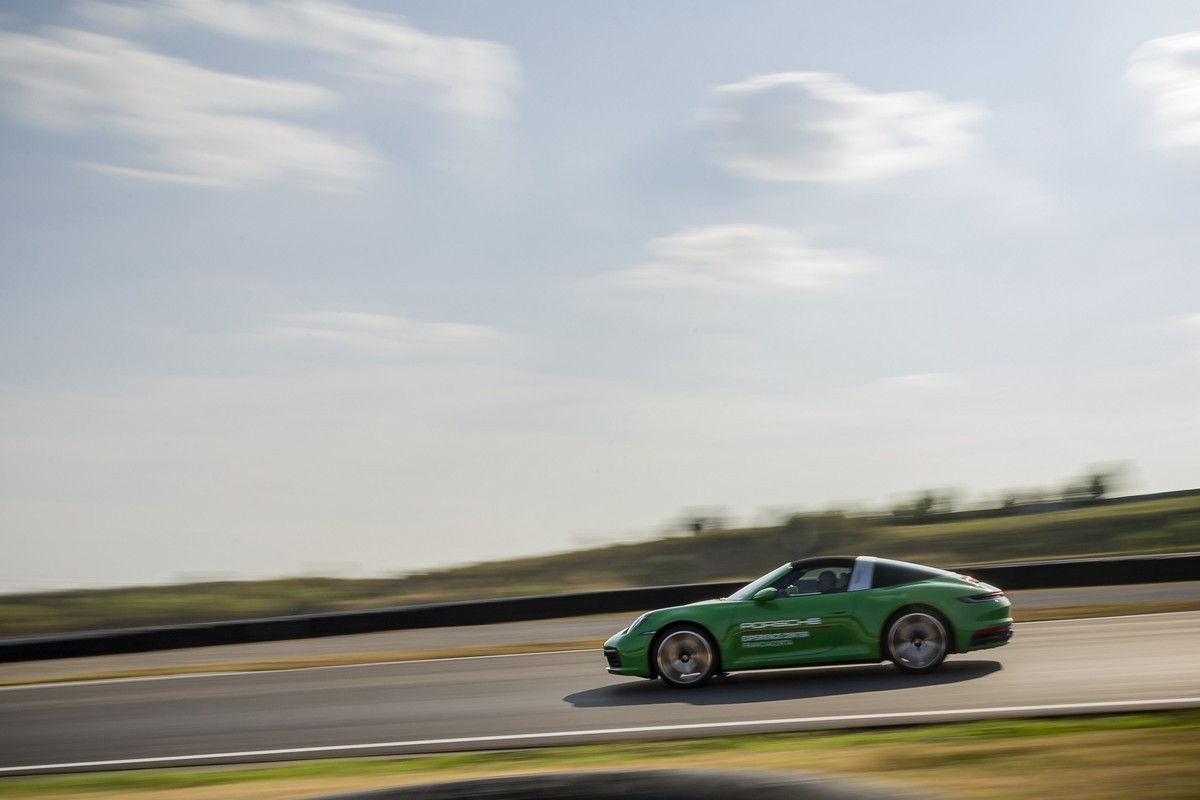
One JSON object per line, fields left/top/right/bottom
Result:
{"left": 885, "top": 609, "right": 949, "bottom": 674}
{"left": 653, "top": 625, "right": 718, "bottom": 688}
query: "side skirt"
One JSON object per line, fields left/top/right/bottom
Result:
{"left": 716, "top": 657, "right": 883, "bottom": 676}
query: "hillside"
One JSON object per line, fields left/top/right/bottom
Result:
{"left": 2, "top": 493, "right": 1198, "bottom": 638}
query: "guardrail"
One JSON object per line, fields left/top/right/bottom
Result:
{"left": 954, "top": 551, "right": 1200, "bottom": 591}
{"left": 2, "top": 552, "right": 1197, "bottom": 663}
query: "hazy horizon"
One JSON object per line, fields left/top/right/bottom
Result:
{"left": 3, "top": 1, "right": 1199, "bottom": 593}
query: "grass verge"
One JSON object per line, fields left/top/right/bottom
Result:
{"left": 1, "top": 711, "right": 1198, "bottom": 800}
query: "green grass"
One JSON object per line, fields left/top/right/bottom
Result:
{"left": 3, "top": 493, "right": 1199, "bottom": 638}
{"left": 2, "top": 711, "right": 1198, "bottom": 799}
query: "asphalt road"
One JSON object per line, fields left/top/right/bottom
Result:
{"left": 2, "top": 611, "right": 1198, "bottom": 776}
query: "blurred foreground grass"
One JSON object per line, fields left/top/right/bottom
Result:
{"left": 2, "top": 710, "right": 1198, "bottom": 800}
{"left": 3, "top": 493, "right": 1199, "bottom": 638}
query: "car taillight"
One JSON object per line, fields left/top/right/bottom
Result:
{"left": 958, "top": 591, "right": 1005, "bottom": 603}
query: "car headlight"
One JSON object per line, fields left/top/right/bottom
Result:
{"left": 628, "top": 612, "right": 650, "bottom": 634}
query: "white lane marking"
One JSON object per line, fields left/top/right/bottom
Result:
{"left": 1018, "top": 611, "right": 1200, "bottom": 626}
{"left": 4, "top": 610, "right": 1197, "bottom": 692}
{"left": 0, "top": 649, "right": 598, "bottom": 692}
{"left": 3, "top": 696, "right": 1199, "bottom": 775}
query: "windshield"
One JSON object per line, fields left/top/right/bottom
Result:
{"left": 726, "top": 564, "right": 793, "bottom": 601}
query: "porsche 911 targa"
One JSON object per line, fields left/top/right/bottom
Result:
{"left": 603, "top": 556, "right": 1013, "bottom": 687}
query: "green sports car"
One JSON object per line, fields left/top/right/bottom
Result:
{"left": 603, "top": 556, "right": 1013, "bottom": 688}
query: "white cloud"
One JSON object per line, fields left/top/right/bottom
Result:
{"left": 81, "top": 0, "right": 521, "bottom": 119}
{"left": 1173, "top": 312, "right": 1200, "bottom": 336}
{"left": 0, "top": 1, "right": 520, "bottom": 190}
{"left": 699, "top": 72, "right": 986, "bottom": 182}
{"left": 867, "top": 373, "right": 966, "bottom": 393}
{"left": 1126, "top": 32, "right": 1200, "bottom": 149}
{"left": 614, "top": 224, "right": 875, "bottom": 293}
{"left": 266, "top": 311, "right": 504, "bottom": 354}
{"left": 0, "top": 27, "right": 374, "bottom": 191}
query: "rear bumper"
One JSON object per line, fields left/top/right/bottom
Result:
{"left": 969, "top": 625, "right": 1013, "bottom": 648}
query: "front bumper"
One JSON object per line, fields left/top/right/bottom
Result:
{"left": 603, "top": 629, "right": 655, "bottom": 678}
{"left": 603, "top": 646, "right": 621, "bottom": 669}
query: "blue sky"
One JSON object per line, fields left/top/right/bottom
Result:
{"left": 2, "top": 1, "right": 1199, "bottom": 592}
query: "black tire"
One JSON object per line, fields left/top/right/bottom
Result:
{"left": 885, "top": 607, "right": 950, "bottom": 674}
{"left": 652, "top": 625, "right": 719, "bottom": 688}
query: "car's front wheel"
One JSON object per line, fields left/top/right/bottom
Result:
{"left": 885, "top": 609, "right": 950, "bottom": 674}
{"left": 653, "top": 625, "right": 718, "bottom": 688}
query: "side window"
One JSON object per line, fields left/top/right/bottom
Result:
{"left": 776, "top": 565, "right": 852, "bottom": 596}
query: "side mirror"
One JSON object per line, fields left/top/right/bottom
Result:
{"left": 753, "top": 587, "right": 778, "bottom": 603}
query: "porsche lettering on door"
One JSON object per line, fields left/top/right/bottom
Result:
{"left": 740, "top": 631, "right": 811, "bottom": 648}
{"left": 739, "top": 618, "right": 821, "bottom": 630}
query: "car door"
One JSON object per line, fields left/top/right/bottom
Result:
{"left": 723, "top": 564, "right": 857, "bottom": 668}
